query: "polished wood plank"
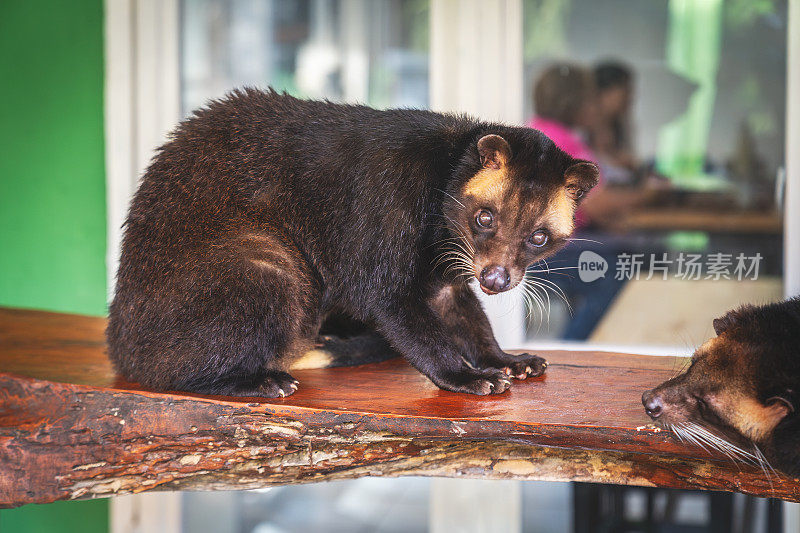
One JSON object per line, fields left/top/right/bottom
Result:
{"left": 623, "top": 208, "right": 782, "bottom": 234}
{"left": 0, "top": 307, "right": 797, "bottom": 507}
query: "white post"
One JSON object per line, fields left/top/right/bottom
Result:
{"left": 104, "top": 0, "right": 181, "bottom": 299}
{"left": 341, "top": 0, "right": 370, "bottom": 103}
{"left": 430, "top": 0, "right": 527, "bottom": 350}
{"left": 785, "top": 0, "right": 800, "bottom": 298}
{"left": 106, "top": 2, "right": 182, "bottom": 531}
{"left": 111, "top": 492, "right": 182, "bottom": 533}
{"left": 785, "top": 4, "right": 800, "bottom": 530}
{"left": 429, "top": 2, "right": 524, "bottom": 532}
{"left": 430, "top": 0, "right": 524, "bottom": 125}
{"left": 783, "top": 2, "right": 800, "bottom": 531}
{"left": 133, "top": 0, "right": 181, "bottom": 178}
{"left": 104, "top": 0, "right": 136, "bottom": 300}
{"left": 430, "top": 478, "right": 522, "bottom": 533}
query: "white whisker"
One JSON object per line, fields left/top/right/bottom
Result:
{"left": 567, "top": 237, "right": 604, "bottom": 244}
{"left": 668, "top": 421, "right": 784, "bottom": 488}
{"left": 525, "top": 275, "right": 573, "bottom": 315}
{"left": 525, "top": 266, "right": 579, "bottom": 273}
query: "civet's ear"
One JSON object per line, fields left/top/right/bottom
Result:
{"left": 762, "top": 395, "right": 794, "bottom": 431}
{"left": 765, "top": 393, "right": 795, "bottom": 416}
{"left": 477, "top": 134, "right": 511, "bottom": 170}
{"left": 564, "top": 160, "right": 599, "bottom": 202}
{"left": 712, "top": 305, "right": 755, "bottom": 336}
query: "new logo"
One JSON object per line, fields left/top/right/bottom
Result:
{"left": 578, "top": 251, "right": 608, "bottom": 282}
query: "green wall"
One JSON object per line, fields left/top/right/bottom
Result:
{"left": 0, "top": 0, "right": 107, "bottom": 317}
{"left": 0, "top": 1, "right": 108, "bottom": 531}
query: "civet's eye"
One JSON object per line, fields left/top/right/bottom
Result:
{"left": 476, "top": 209, "right": 494, "bottom": 228}
{"left": 695, "top": 396, "right": 708, "bottom": 411}
{"left": 528, "top": 230, "right": 549, "bottom": 247}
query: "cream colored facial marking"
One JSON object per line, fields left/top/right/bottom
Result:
{"left": 717, "top": 393, "right": 790, "bottom": 443}
{"left": 433, "top": 285, "right": 455, "bottom": 306}
{"left": 542, "top": 190, "right": 576, "bottom": 237}
{"left": 698, "top": 337, "right": 717, "bottom": 352}
{"left": 462, "top": 168, "right": 509, "bottom": 202}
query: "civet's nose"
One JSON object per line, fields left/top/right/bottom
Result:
{"left": 642, "top": 390, "right": 663, "bottom": 419}
{"left": 479, "top": 265, "right": 510, "bottom": 293}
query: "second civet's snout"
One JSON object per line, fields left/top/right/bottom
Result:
{"left": 479, "top": 265, "right": 511, "bottom": 293}
{"left": 642, "top": 390, "right": 663, "bottom": 419}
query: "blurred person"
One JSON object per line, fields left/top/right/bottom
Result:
{"left": 527, "top": 62, "right": 656, "bottom": 340}
{"left": 591, "top": 61, "right": 637, "bottom": 183}
{"left": 527, "top": 62, "right": 597, "bottom": 164}
{"left": 529, "top": 62, "right": 665, "bottom": 230}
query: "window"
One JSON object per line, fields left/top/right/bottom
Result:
{"left": 181, "top": 0, "right": 429, "bottom": 114}
{"left": 521, "top": 0, "right": 787, "bottom": 350}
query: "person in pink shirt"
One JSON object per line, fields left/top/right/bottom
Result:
{"left": 528, "top": 63, "right": 598, "bottom": 162}
{"left": 527, "top": 62, "right": 667, "bottom": 340}
{"left": 528, "top": 62, "right": 661, "bottom": 229}
{"left": 528, "top": 63, "right": 599, "bottom": 227}
{"left": 526, "top": 63, "right": 618, "bottom": 340}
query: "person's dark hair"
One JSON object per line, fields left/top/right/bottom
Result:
{"left": 594, "top": 61, "right": 632, "bottom": 92}
{"left": 533, "top": 62, "right": 595, "bottom": 128}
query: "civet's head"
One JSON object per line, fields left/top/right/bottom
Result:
{"left": 443, "top": 129, "right": 598, "bottom": 295}
{"left": 642, "top": 300, "right": 800, "bottom": 473}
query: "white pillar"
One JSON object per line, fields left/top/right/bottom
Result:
{"left": 111, "top": 492, "right": 182, "bottom": 533}
{"left": 341, "top": 0, "right": 369, "bottom": 103}
{"left": 785, "top": 0, "right": 800, "bottom": 299}
{"left": 431, "top": 0, "right": 528, "bottom": 349}
{"left": 430, "top": 478, "right": 522, "bottom": 533}
{"left": 104, "top": 0, "right": 181, "bottom": 299}
{"left": 783, "top": 3, "right": 800, "bottom": 531}
{"left": 429, "top": 4, "right": 525, "bottom": 532}
{"left": 430, "top": 0, "right": 524, "bottom": 125}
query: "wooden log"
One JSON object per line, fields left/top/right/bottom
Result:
{"left": 0, "top": 307, "right": 798, "bottom": 508}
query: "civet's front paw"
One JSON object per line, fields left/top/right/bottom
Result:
{"left": 436, "top": 368, "right": 512, "bottom": 395}
{"left": 501, "top": 353, "right": 548, "bottom": 380}
{"left": 255, "top": 371, "right": 299, "bottom": 398}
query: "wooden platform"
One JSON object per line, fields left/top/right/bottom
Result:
{"left": 0, "top": 307, "right": 797, "bottom": 509}
{"left": 623, "top": 208, "right": 783, "bottom": 234}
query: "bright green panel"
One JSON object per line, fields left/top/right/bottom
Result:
{"left": 0, "top": 0, "right": 107, "bottom": 317}
{"left": 656, "top": 0, "right": 724, "bottom": 189}
{"left": 0, "top": 499, "right": 107, "bottom": 533}
{"left": 0, "top": 0, "right": 108, "bottom": 531}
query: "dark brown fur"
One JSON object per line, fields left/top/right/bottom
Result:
{"left": 643, "top": 298, "right": 800, "bottom": 475}
{"left": 107, "top": 89, "right": 597, "bottom": 397}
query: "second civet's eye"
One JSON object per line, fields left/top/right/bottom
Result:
{"left": 476, "top": 209, "right": 493, "bottom": 228}
{"left": 528, "top": 230, "right": 548, "bottom": 247}
{"left": 567, "top": 186, "right": 585, "bottom": 200}
{"left": 695, "top": 396, "right": 708, "bottom": 411}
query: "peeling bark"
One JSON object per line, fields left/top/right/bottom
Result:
{"left": 1, "top": 374, "right": 798, "bottom": 508}
{"left": 1, "top": 308, "right": 799, "bottom": 508}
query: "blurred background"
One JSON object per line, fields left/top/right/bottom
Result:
{"left": 0, "top": 0, "right": 797, "bottom": 532}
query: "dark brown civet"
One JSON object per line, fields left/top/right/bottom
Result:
{"left": 107, "top": 89, "right": 598, "bottom": 397}
{"left": 643, "top": 298, "right": 800, "bottom": 475}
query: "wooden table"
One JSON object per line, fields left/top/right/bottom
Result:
{"left": 0, "top": 307, "right": 797, "bottom": 509}
{"left": 623, "top": 208, "right": 783, "bottom": 234}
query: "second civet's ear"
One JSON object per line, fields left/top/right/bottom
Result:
{"left": 477, "top": 134, "right": 511, "bottom": 170}
{"left": 712, "top": 305, "right": 755, "bottom": 336}
{"left": 766, "top": 394, "right": 795, "bottom": 415}
{"left": 564, "top": 160, "right": 599, "bottom": 201}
